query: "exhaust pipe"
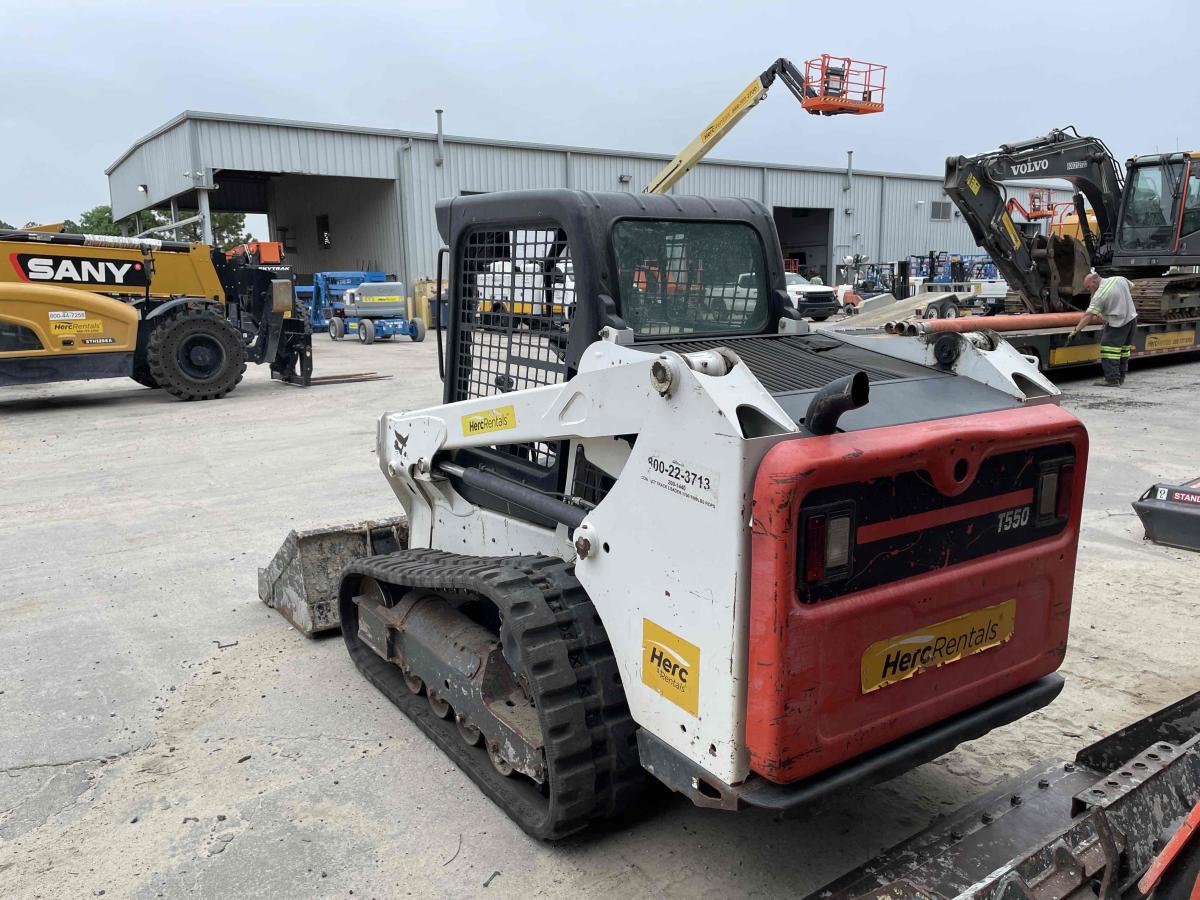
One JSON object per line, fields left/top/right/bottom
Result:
{"left": 435, "top": 109, "right": 445, "bottom": 167}
{"left": 806, "top": 371, "right": 870, "bottom": 436}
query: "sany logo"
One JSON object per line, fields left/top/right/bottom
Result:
{"left": 11, "top": 253, "right": 149, "bottom": 287}
{"left": 1010, "top": 159, "right": 1050, "bottom": 176}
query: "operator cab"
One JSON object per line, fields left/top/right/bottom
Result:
{"left": 1116, "top": 153, "right": 1200, "bottom": 263}
{"left": 436, "top": 190, "right": 1033, "bottom": 455}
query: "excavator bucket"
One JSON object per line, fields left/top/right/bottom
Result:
{"left": 258, "top": 517, "right": 407, "bottom": 636}
{"left": 1047, "top": 233, "right": 1092, "bottom": 301}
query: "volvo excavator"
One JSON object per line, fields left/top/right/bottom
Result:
{"left": 0, "top": 229, "right": 312, "bottom": 400}
{"left": 944, "top": 127, "right": 1200, "bottom": 324}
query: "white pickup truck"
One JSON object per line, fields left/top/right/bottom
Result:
{"left": 715, "top": 272, "right": 839, "bottom": 321}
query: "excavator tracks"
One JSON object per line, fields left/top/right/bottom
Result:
{"left": 1129, "top": 275, "right": 1200, "bottom": 323}
{"left": 337, "top": 549, "right": 644, "bottom": 840}
{"left": 1003, "top": 276, "right": 1200, "bottom": 322}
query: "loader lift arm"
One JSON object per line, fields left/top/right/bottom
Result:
{"left": 644, "top": 56, "right": 885, "bottom": 194}
{"left": 944, "top": 127, "right": 1124, "bottom": 313}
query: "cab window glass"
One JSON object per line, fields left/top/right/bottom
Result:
{"left": 612, "top": 220, "right": 769, "bottom": 338}
{"left": 1120, "top": 162, "right": 1185, "bottom": 250}
{"left": 0, "top": 321, "right": 42, "bottom": 352}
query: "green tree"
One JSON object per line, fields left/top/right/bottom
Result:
{"left": 0, "top": 219, "right": 13, "bottom": 230}
{"left": 170, "top": 211, "right": 251, "bottom": 248}
{"left": 63, "top": 204, "right": 250, "bottom": 248}
{"left": 75, "top": 205, "right": 125, "bottom": 236}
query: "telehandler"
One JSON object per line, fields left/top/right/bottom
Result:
{"left": 0, "top": 229, "right": 311, "bottom": 399}
{"left": 264, "top": 188, "right": 1090, "bottom": 839}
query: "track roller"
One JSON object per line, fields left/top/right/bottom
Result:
{"left": 456, "top": 715, "right": 482, "bottom": 747}
{"left": 427, "top": 691, "right": 451, "bottom": 719}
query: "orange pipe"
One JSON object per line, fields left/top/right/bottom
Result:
{"left": 925, "top": 313, "right": 1084, "bottom": 334}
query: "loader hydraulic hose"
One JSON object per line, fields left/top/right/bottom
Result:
{"left": 805, "top": 371, "right": 870, "bottom": 436}
{"left": 441, "top": 463, "right": 587, "bottom": 529}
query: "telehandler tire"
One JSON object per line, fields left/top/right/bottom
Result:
{"left": 145, "top": 307, "right": 247, "bottom": 401}
{"left": 130, "top": 366, "right": 160, "bottom": 389}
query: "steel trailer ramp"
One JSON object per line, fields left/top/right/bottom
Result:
{"left": 807, "top": 692, "right": 1200, "bottom": 900}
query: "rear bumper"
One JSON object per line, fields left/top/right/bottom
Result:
{"left": 637, "top": 674, "right": 1064, "bottom": 814}
{"left": 796, "top": 301, "right": 839, "bottom": 318}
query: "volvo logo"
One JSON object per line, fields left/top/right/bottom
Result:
{"left": 1009, "top": 159, "right": 1050, "bottom": 176}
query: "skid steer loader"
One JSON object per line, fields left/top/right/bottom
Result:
{"left": 265, "top": 189, "right": 1089, "bottom": 839}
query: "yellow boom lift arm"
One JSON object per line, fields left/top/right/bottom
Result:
{"left": 644, "top": 55, "right": 886, "bottom": 195}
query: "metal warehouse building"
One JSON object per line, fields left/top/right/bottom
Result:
{"left": 107, "top": 110, "right": 1070, "bottom": 287}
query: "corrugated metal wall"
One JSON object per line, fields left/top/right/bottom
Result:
{"left": 108, "top": 113, "right": 1075, "bottom": 283}
{"left": 109, "top": 122, "right": 195, "bottom": 219}
{"left": 195, "top": 119, "right": 396, "bottom": 179}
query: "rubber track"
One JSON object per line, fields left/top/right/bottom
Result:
{"left": 338, "top": 549, "right": 643, "bottom": 840}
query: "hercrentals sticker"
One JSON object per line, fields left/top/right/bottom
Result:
{"left": 860, "top": 599, "right": 1016, "bottom": 694}
{"left": 461, "top": 405, "right": 517, "bottom": 436}
{"left": 50, "top": 320, "right": 103, "bottom": 335}
{"left": 642, "top": 619, "right": 700, "bottom": 716}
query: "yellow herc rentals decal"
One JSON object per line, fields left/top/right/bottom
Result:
{"left": 642, "top": 619, "right": 700, "bottom": 716}
{"left": 860, "top": 599, "right": 1016, "bottom": 694}
{"left": 461, "top": 405, "right": 517, "bottom": 436}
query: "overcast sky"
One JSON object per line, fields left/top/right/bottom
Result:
{"left": 4, "top": 0, "right": 1198, "bottom": 232}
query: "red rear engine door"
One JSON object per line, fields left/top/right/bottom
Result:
{"left": 747, "top": 405, "right": 1088, "bottom": 783}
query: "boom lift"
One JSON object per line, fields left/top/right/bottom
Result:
{"left": 644, "top": 55, "right": 886, "bottom": 194}
{"left": 0, "top": 230, "right": 311, "bottom": 399}
{"left": 268, "top": 188, "right": 1092, "bottom": 840}
{"left": 945, "top": 127, "right": 1200, "bottom": 322}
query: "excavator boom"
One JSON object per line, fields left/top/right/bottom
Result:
{"left": 944, "top": 128, "right": 1125, "bottom": 313}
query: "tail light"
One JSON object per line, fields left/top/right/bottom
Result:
{"left": 802, "top": 509, "right": 855, "bottom": 584}
{"left": 804, "top": 515, "right": 827, "bottom": 582}
{"left": 1037, "top": 461, "right": 1076, "bottom": 524}
{"left": 1055, "top": 463, "right": 1075, "bottom": 519}
{"left": 825, "top": 515, "right": 853, "bottom": 568}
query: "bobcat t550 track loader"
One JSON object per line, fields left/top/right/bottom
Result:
{"left": 274, "top": 189, "right": 1089, "bottom": 839}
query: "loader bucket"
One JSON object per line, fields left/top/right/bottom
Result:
{"left": 1132, "top": 479, "right": 1200, "bottom": 552}
{"left": 258, "top": 517, "right": 407, "bottom": 636}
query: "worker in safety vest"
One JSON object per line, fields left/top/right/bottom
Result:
{"left": 1070, "top": 273, "right": 1138, "bottom": 387}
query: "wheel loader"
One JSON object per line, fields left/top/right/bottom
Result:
{"left": 0, "top": 230, "right": 311, "bottom": 399}
{"left": 263, "top": 188, "right": 1093, "bottom": 840}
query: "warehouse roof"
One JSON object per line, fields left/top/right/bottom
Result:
{"left": 107, "top": 109, "right": 967, "bottom": 185}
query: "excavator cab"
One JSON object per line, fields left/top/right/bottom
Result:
{"left": 1117, "top": 155, "right": 1193, "bottom": 254}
